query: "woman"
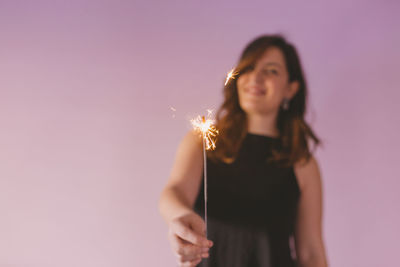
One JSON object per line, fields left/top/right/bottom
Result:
{"left": 159, "top": 34, "right": 328, "bottom": 267}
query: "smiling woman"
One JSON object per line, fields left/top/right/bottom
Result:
{"left": 211, "top": 35, "right": 320, "bottom": 168}
{"left": 159, "top": 34, "right": 328, "bottom": 267}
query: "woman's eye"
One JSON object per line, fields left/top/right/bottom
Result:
{"left": 262, "top": 69, "right": 278, "bottom": 75}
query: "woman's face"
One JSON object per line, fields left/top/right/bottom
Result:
{"left": 237, "top": 46, "right": 298, "bottom": 116}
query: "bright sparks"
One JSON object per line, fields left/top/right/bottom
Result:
{"left": 224, "top": 68, "right": 237, "bottom": 86}
{"left": 190, "top": 111, "right": 219, "bottom": 150}
{"left": 170, "top": 106, "right": 177, "bottom": 118}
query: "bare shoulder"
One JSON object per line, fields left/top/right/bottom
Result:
{"left": 293, "top": 155, "right": 322, "bottom": 193}
{"left": 179, "top": 130, "right": 203, "bottom": 153}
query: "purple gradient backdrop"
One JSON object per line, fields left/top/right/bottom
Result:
{"left": 0, "top": 0, "right": 399, "bottom": 266}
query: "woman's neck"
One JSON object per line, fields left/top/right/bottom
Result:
{"left": 246, "top": 112, "right": 280, "bottom": 138}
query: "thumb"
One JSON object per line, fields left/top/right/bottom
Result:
{"left": 189, "top": 215, "right": 206, "bottom": 236}
{"left": 172, "top": 219, "right": 209, "bottom": 247}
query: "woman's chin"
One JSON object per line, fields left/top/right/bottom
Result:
{"left": 241, "top": 106, "right": 265, "bottom": 115}
{"left": 241, "top": 104, "right": 275, "bottom": 116}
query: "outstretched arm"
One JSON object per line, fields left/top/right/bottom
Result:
{"left": 159, "top": 130, "right": 204, "bottom": 223}
{"left": 294, "top": 156, "right": 328, "bottom": 267}
{"left": 158, "top": 130, "right": 212, "bottom": 267}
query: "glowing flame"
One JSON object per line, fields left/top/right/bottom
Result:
{"left": 224, "top": 68, "right": 237, "bottom": 86}
{"left": 190, "top": 111, "right": 219, "bottom": 150}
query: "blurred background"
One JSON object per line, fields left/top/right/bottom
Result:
{"left": 0, "top": 0, "right": 399, "bottom": 266}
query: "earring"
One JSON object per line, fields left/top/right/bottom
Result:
{"left": 282, "top": 98, "right": 290, "bottom": 110}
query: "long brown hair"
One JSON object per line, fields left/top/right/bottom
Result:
{"left": 208, "top": 34, "right": 321, "bottom": 168}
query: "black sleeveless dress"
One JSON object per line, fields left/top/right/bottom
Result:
{"left": 193, "top": 133, "right": 300, "bottom": 267}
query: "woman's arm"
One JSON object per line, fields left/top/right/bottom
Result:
{"left": 158, "top": 130, "right": 204, "bottom": 224}
{"left": 293, "top": 156, "right": 328, "bottom": 267}
{"left": 158, "top": 130, "right": 212, "bottom": 266}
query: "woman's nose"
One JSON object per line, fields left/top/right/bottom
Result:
{"left": 250, "top": 68, "right": 264, "bottom": 84}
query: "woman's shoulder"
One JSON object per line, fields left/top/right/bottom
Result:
{"left": 175, "top": 130, "right": 203, "bottom": 157}
{"left": 182, "top": 129, "right": 203, "bottom": 147}
{"left": 293, "top": 155, "right": 322, "bottom": 193}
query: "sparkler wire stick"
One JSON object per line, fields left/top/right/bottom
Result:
{"left": 190, "top": 112, "right": 218, "bottom": 239}
{"left": 201, "top": 119, "right": 208, "bottom": 238}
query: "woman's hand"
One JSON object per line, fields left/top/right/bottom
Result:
{"left": 168, "top": 211, "right": 213, "bottom": 267}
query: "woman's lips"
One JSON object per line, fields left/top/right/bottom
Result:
{"left": 245, "top": 86, "right": 266, "bottom": 96}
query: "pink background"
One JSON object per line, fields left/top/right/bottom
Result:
{"left": 0, "top": 0, "right": 399, "bottom": 266}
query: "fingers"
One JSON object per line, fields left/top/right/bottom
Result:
{"left": 188, "top": 215, "right": 206, "bottom": 236}
{"left": 171, "top": 219, "right": 212, "bottom": 247}
{"left": 176, "top": 254, "right": 203, "bottom": 267}
{"left": 168, "top": 213, "right": 213, "bottom": 267}
{"left": 169, "top": 230, "right": 210, "bottom": 261}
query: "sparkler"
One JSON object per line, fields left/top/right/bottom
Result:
{"left": 224, "top": 68, "right": 238, "bottom": 86}
{"left": 186, "top": 68, "right": 235, "bottom": 237}
{"left": 190, "top": 110, "right": 218, "bottom": 238}
{"left": 190, "top": 109, "right": 218, "bottom": 150}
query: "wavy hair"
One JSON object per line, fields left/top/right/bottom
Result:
{"left": 208, "top": 34, "right": 321, "bottom": 168}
